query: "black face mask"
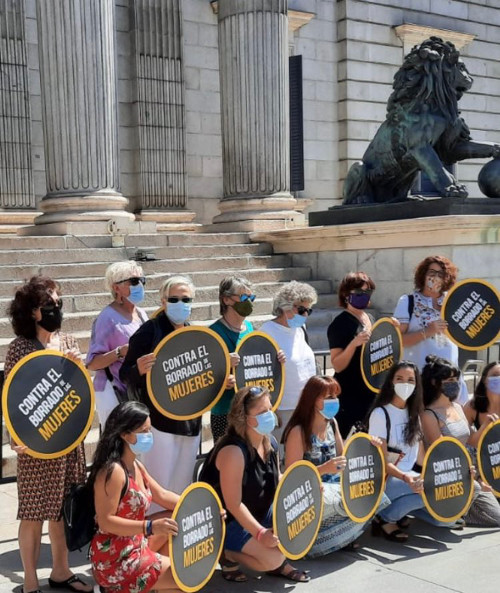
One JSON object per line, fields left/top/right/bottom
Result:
{"left": 38, "top": 305, "right": 63, "bottom": 332}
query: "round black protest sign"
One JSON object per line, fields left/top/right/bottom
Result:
{"left": 361, "top": 317, "right": 403, "bottom": 393}
{"left": 442, "top": 279, "right": 500, "bottom": 351}
{"left": 169, "top": 482, "right": 225, "bottom": 593}
{"left": 1, "top": 350, "right": 94, "bottom": 459}
{"left": 340, "top": 432, "right": 386, "bottom": 523}
{"left": 234, "top": 331, "right": 285, "bottom": 410}
{"left": 273, "top": 460, "right": 323, "bottom": 560}
{"left": 422, "top": 437, "right": 474, "bottom": 522}
{"left": 477, "top": 420, "right": 500, "bottom": 497}
{"left": 147, "top": 326, "right": 230, "bottom": 420}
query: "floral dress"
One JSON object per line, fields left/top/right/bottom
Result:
{"left": 90, "top": 471, "right": 162, "bottom": 593}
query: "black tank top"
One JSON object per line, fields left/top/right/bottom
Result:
{"left": 200, "top": 434, "right": 278, "bottom": 523}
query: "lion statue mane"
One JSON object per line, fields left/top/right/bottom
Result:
{"left": 343, "top": 36, "right": 499, "bottom": 204}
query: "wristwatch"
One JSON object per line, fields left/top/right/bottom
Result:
{"left": 115, "top": 346, "right": 124, "bottom": 360}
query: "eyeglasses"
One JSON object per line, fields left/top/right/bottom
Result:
{"left": 296, "top": 305, "right": 313, "bottom": 316}
{"left": 233, "top": 294, "right": 256, "bottom": 302}
{"left": 351, "top": 289, "right": 373, "bottom": 296}
{"left": 41, "top": 299, "right": 63, "bottom": 311}
{"left": 167, "top": 297, "right": 193, "bottom": 304}
{"left": 426, "top": 269, "right": 444, "bottom": 278}
{"left": 116, "top": 276, "right": 146, "bottom": 286}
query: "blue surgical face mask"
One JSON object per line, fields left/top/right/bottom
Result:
{"left": 320, "top": 398, "right": 340, "bottom": 419}
{"left": 441, "top": 381, "right": 460, "bottom": 401}
{"left": 287, "top": 313, "right": 307, "bottom": 329}
{"left": 129, "top": 431, "right": 154, "bottom": 454}
{"left": 251, "top": 410, "right": 276, "bottom": 435}
{"left": 166, "top": 301, "right": 192, "bottom": 324}
{"left": 486, "top": 376, "right": 500, "bottom": 395}
{"left": 127, "top": 282, "right": 145, "bottom": 305}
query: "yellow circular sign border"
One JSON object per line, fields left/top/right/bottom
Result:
{"left": 421, "top": 436, "right": 475, "bottom": 522}
{"left": 272, "top": 459, "right": 324, "bottom": 560}
{"left": 340, "top": 432, "right": 386, "bottom": 523}
{"left": 1, "top": 349, "right": 95, "bottom": 460}
{"left": 150, "top": 306, "right": 164, "bottom": 319}
{"left": 477, "top": 419, "right": 500, "bottom": 497}
{"left": 169, "top": 481, "right": 226, "bottom": 593}
{"left": 234, "top": 331, "right": 286, "bottom": 412}
{"left": 441, "top": 278, "right": 500, "bottom": 351}
{"left": 360, "top": 317, "right": 403, "bottom": 394}
{"left": 146, "top": 325, "right": 231, "bottom": 421}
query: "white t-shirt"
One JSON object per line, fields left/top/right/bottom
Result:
{"left": 394, "top": 292, "right": 468, "bottom": 405}
{"left": 368, "top": 404, "right": 419, "bottom": 473}
{"left": 259, "top": 319, "right": 316, "bottom": 410}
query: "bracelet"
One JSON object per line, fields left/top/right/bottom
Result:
{"left": 256, "top": 527, "right": 267, "bottom": 542}
{"left": 421, "top": 328, "right": 426, "bottom": 340}
{"left": 143, "top": 520, "right": 147, "bottom": 535}
{"left": 116, "top": 346, "right": 124, "bottom": 360}
{"left": 146, "top": 519, "right": 153, "bottom": 537}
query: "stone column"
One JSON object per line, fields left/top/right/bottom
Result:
{"left": 213, "top": 0, "right": 303, "bottom": 229}
{"left": 33, "top": 0, "right": 133, "bottom": 227}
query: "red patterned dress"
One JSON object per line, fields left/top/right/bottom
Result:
{"left": 90, "top": 469, "right": 162, "bottom": 593}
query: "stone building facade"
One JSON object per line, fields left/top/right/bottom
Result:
{"left": 1, "top": 0, "right": 499, "bottom": 230}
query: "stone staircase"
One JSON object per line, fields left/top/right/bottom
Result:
{"left": 0, "top": 230, "right": 340, "bottom": 480}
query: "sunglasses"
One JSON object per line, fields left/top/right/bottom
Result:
{"left": 41, "top": 299, "right": 63, "bottom": 311}
{"left": 296, "top": 305, "right": 313, "bottom": 316}
{"left": 167, "top": 297, "right": 193, "bottom": 304}
{"left": 234, "top": 294, "right": 256, "bottom": 302}
{"left": 116, "top": 276, "right": 146, "bottom": 286}
{"left": 351, "top": 289, "right": 373, "bottom": 296}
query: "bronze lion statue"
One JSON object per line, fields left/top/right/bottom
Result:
{"left": 343, "top": 37, "right": 500, "bottom": 204}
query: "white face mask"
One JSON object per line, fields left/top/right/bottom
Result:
{"left": 394, "top": 382, "right": 415, "bottom": 402}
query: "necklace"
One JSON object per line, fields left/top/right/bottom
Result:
{"left": 221, "top": 317, "right": 243, "bottom": 333}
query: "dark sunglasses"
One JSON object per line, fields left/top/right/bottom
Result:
{"left": 296, "top": 305, "right": 313, "bottom": 316}
{"left": 234, "top": 294, "right": 256, "bottom": 302}
{"left": 167, "top": 297, "right": 193, "bottom": 304}
{"left": 41, "top": 299, "right": 63, "bottom": 311}
{"left": 351, "top": 289, "right": 373, "bottom": 296}
{"left": 116, "top": 276, "right": 146, "bottom": 286}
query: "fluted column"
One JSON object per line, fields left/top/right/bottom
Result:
{"left": 34, "top": 0, "right": 133, "bottom": 225}
{"left": 213, "top": 0, "right": 302, "bottom": 228}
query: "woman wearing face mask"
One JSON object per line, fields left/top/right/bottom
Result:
{"left": 120, "top": 276, "right": 201, "bottom": 505}
{"left": 283, "top": 375, "right": 388, "bottom": 556}
{"left": 421, "top": 356, "right": 500, "bottom": 526}
{"left": 89, "top": 401, "right": 181, "bottom": 593}
{"left": 5, "top": 276, "right": 91, "bottom": 593}
{"left": 86, "top": 262, "right": 148, "bottom": 427}
{"left": 368, "top": 361, "right": 426, "bottom": 542}
{"left": 260, "top": 281, "right": 318, "bottom": 444}
{"left": 200, "top": 387, "right": 310, "bottom": 583}
{"left": 464, "top": 361, "right": 500, "bottom": 441}
{"left": 209, "top": 276, "right": 256, "bottom": 442}
{"left": 394, "top": 255, "right": 468, "bottom": 405}
{"left": 328, "top": 271, "right": 377, "bottom": 437}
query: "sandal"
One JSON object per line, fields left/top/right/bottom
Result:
{"left": 397, "top": 516, "right": 411, "bottom": 529}
{"left": 48, "top": 576, "right": 92, "bottom": 593}
{"left": 219, "top": 554, "right": 248, "bottom": 583}
{"left": 267, "top": 559, "right": 311, "bottom": 583}
{"left": 21, "top": 589, "right": 43, "bottom": 593}
{"left": 371, "top": 516, "right": 408, "bottom": 542}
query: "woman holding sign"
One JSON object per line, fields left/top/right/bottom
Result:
{"left": 393, "top": 255, "right": 468, "bottom": 405}
{"left": 5, "top": 276, "right": 91, "bottom": 593}
{"left": 283, "top": 375, "right": 382, "bottom": 555}
{"left": 200, "top": 386, "right": 310, "bottom": 583}
{"left": 421, "top": 356, "right": 500, "bottom": 526}
{"left": 89, "top": 401, "right": 181, "bottom": 593}
{"left": 464, "top": 361, "right": 500, "bottom": 440}
{"left": 86, "top": 261, "right": 148, "bottom": 426}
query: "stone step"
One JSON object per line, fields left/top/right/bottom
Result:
{"left": 0, "top": 265, "right": 313, "bottom": 298}
{"left": 0, "top": 252, "right": 290, "bottom": 283}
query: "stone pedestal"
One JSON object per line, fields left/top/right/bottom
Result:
{"left": 212, "top": 0, "right": 303, "bottom": 229}
{"left": 31, "top": 0, "right": 133, "bottom": 229}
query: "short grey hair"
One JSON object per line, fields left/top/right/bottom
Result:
{"left": 272, "top": 281, "right": 318, "bottom": 316}
{"left": 104, "top": 261, "right": 144, "bottom": 297}
{"left": 218, "top": 275, "right": 253, "bottom": 315}
{"left": 159, "top": 275, "right": 195, "bottom": 300}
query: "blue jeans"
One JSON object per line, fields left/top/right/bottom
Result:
{"left": 379, "top": 476, "right": 425, "bottom": 523}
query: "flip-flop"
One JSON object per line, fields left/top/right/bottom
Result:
{"left": 48, "top": 576, "right": 92, "bottom": 593}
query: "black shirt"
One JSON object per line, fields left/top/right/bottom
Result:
{"left": 119, "top": 314, "right": 201, "bottom": 436}
{"left": 327, "top": 310, "right": 375, "bottom": 438}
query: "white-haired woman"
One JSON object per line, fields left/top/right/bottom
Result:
{"left": 86, "top": 261, "right": 148, "bottom": 426}
{"left": 209, "top": 275, "right": 256, "bottom": 442}
{"left": 120, "top": 275, "right": 201, "bottom": 507}
{"left": 260, "top": 281, "right": 318, "bottom": 443}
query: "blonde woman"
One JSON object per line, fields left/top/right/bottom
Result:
{"left": 86, "top": 261, "right": 148, "bottom": 426}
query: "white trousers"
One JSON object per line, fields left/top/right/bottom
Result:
{"left": 94, "top": 380, "right": 119, "bottom": 428}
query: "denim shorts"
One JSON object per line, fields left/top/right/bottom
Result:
{"left": 224, "top": 507, "right": 273, "bottom": 552}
